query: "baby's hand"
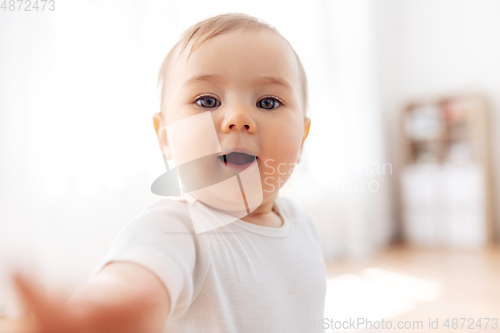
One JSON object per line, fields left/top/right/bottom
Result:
{"left": 0, "top": 272, "right": 77, "bottom": 333}
{"left": 0, "top": 268, "right": 168, "bottom": 333}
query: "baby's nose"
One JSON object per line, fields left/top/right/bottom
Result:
{"left": 229, "top": 124, "right": 250, "bottom": 130}
{"left": 221, "top": 106, "right": 256, "bottom": 133}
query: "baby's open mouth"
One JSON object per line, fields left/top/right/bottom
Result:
{"left": 218, "top": 152, "right": 257, "bottom": 166}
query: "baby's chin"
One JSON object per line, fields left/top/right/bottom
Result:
{"left": 187, "top": 188, "right": 249, "bottom": 218}
{"left": 183, "top": 158, "right": 264, "bottom": 217}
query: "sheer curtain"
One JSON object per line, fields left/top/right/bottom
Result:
{"left": 0, "top": 0, "right": 393, "bottom": 309}
{"left": 279, "top": 0, "right": 393, "bottom": 260}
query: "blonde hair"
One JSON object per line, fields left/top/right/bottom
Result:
{"left": 157, "top": 12, "right": 308, "bottom": 115}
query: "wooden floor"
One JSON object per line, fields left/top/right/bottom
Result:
{"left": 324, "top": 244, "right": 500, "bottom": 332}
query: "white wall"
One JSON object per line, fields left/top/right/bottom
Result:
{"left": 373, "top": 0, "right": 500, "bottom": 240}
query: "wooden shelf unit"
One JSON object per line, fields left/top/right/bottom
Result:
{"left": 399, "top": 94, "right": 494, "bottom": 247}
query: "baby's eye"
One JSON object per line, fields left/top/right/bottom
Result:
{"left": 257, "top": 97, "right": 281, "bottom": 110}
{"left": 195, "top": 96, "right": 221, "bottom": 109}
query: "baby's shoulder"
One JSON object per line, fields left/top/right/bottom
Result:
{"left": 127, "top": 197, "right": 195, "bottom": 234}
{"left": 141, "top": 196, "right": 190, "bottom": 215}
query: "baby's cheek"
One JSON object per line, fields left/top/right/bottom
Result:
{"left": 260, "top": 158, "right": 295, "bottom": 178}
{"left": 257, "top": 115, "right": 306, "bottom": 193}
{"left": 269, "top": 123, "right": 304, "bottom": 160}
{"left": 258, "top": 158, "right": 294, "bottom": 194}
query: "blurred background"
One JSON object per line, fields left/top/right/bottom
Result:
{"left": 1, "top": 0, "right": 500, "bottom": 331}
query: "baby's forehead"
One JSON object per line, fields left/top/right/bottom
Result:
{"left": 179, "top": 28, "right": 289, "bottom": 62}
{"left": 160, "top": 27, "right": 307, "bottom": 115}
{"left": 172, "top": 29, "right": 301, "bottom": 85}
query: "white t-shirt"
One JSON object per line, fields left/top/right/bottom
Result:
{"left": 92, "top": 194, "right": 327, "bottom": 332}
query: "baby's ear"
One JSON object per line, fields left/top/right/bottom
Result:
{"left": 152, "top": 111, "right": 171, "bottom": 160}
{"left": 297, "top": 117, "right": 311, "bottom": 163}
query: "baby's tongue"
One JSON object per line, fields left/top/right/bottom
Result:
{"left": 226, "top": 152, "right": 255, "bottom": 165}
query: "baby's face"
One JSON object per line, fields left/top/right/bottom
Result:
{"left": 154, "top": 28, "right": 310, "bottom": 214}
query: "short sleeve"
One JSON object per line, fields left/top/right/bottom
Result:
{"left": 91, "top": 199, "right": 211, "bottom": 321}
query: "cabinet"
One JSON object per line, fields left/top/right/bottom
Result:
{"left": 400, "top": 94, "right": 494, "bottom": 247}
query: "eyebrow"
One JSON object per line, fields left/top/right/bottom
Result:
{"left": 182, "top": 74, "right": 293, "bottom": 91}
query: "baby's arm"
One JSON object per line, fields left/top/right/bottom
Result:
{"left": 0, "top": 262, "right": 171, "bottom": 333}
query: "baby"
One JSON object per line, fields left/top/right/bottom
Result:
{"left": 0, "top": 12, "right": 327, "bottom": 333}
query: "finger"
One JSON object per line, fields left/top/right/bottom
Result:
{"left": 11, "top": 273, "right": 48, "bottom": 319}
{"left": 11, "top": 272, "right": 67, "bottom": 327}
{"left": 0, "top": 317, "right": 36, "bottom": 333}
